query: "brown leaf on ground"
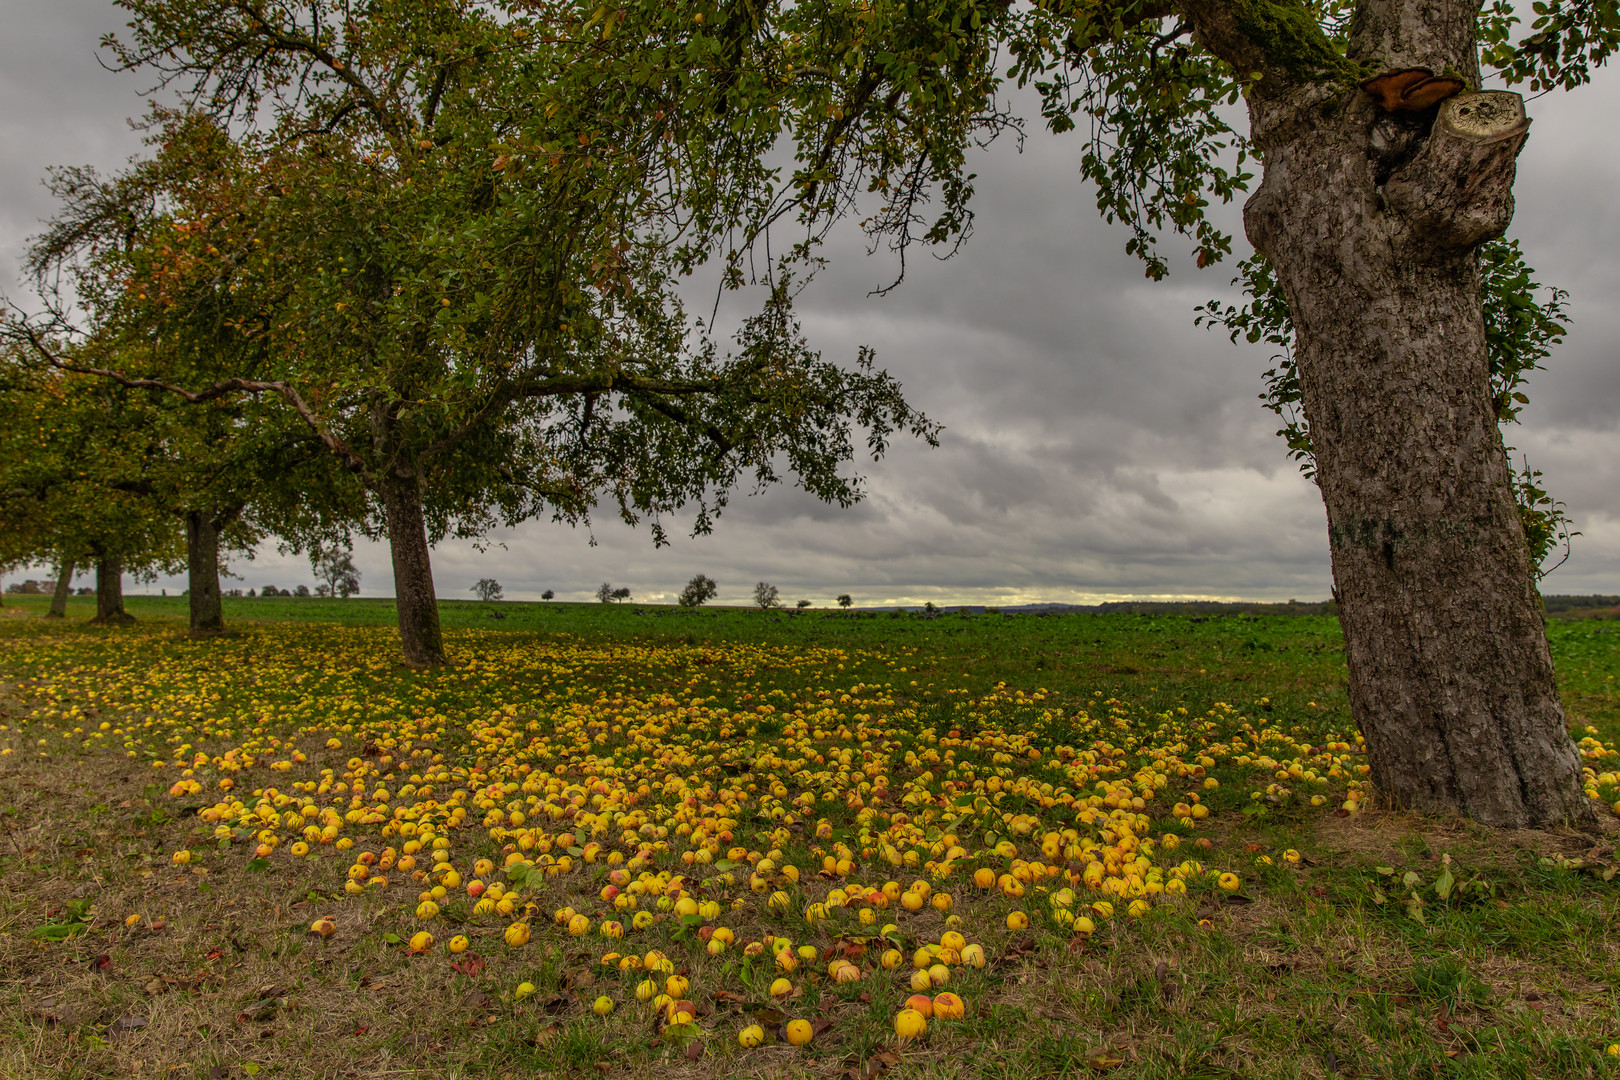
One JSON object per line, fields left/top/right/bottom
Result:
{"left": 29, "top": 999, "right": 79, "bottom": 1027}
{"left": 524, "top": 1025, "right": 560, "bottom": 1048}
{"left": 846, "top": 1048, "right": 902, "bottom": 1080}
{"left": 108, "top": 1015, "right": 149, "bottom": 1042}
{"left": 684, "top": 1041, "right": 704, "bottom": 1061}
{"left": 1000, "top": 937, "right": 1038, "bottom": 963}
{"left": 450, "top": 955, "right": 486, "bottom": 978}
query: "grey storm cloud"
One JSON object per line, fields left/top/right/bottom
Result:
{"left": 4, "top": 1, "right": 1616, "bottom": 605}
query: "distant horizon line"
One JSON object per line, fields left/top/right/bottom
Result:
{"left": 20, "top": 591, "right": 1620, "bottom": 609}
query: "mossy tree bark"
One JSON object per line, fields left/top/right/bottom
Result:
{"left": 185, "top": 510, "right": 226, "bottom": 633}
{"left": 1214, "top": 3, "right": 1595, "bottom": 827}
{"left": 379, "top": 467, "right": 446, "bottom": 667}
{"left": 48, "top": 556, "right": 75, "bottom": 618}
{"left": 91, "top": 556, "right": 134, "bottom": 625}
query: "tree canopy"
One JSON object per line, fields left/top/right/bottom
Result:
{"left": 6, "top": 0, "right": 942, "bottom": 663}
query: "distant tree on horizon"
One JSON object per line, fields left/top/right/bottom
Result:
{"left": 754, "top": 582, "right": 780, "bottom": 610}
{"left": 311, "top": 545, "right": 361, "bottom": 599}
{"left": 837, "top": 594, "right": 852, "bottom": 609}
{"left": 678, "top": 574, "right": 718, "bottom": 608}
{"left": 471, "top": 578, "right": 503, "bottom": 602}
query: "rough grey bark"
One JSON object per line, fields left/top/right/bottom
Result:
{"left": 379, "top": 467, "right": 446, "bottom": 666}
{"left": 186, "top": 510, "right": 226, "bottom": 633}
{"left": 48, "top": 556, "right": 75, "bottom": 618}
{"left": 91, "top": 556, "right": 134, "bottom": 625}
{"left": 1229, "top": 15, "right": 1594, "bottom": 826}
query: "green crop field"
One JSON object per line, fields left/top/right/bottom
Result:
{"left": 1, "top": 597, "right": 1617, "bottom": 1079}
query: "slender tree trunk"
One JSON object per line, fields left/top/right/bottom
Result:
{"left": 1244, "top": 81, "right": 1593, "bottom": 827}
{"left": 48, "top": 556, "right": 76, "bottom": 618}
{"left": 91, "top": 557, "right": 134, "bottom": 625}
{"left": 379, "top": 467, "right": 446, "bottom": 666}
{"left": 186, "top": 511, "right": 226, "bottom": 633}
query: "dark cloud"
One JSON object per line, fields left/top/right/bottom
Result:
{"left": 0, "top": 0, "right": 145, "bottom": 297}
{"left": 4, "top": 7, "right": 1615, "bottom": 603}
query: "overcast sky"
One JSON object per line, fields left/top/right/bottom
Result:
{"left": 4, "top": 0, "right": 1616, "bottom": 606}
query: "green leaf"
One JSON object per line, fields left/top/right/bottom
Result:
{"left": 245, "top": 858, "right": 270, "bottom": 873}
{"left": 1374, "top": 866, "right": 1395, "bottom": 876}
{"left": 713, "top": 858, "right": 739, "bottom": 871}
{"left": 1433, "top": 866, "right": 1455, "bottom": 901}
{"left": 1404, "top": 894, "right": 1426, "bottom": 923}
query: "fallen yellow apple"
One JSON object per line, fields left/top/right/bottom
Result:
{"left": 894, "top": 1008, "right": 927, "bottom": 1042}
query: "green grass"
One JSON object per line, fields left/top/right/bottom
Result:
{"left": 12, "top": 590, "right": 1617, "bottom": 737}
{"left": 0, "top": 596, "right": 1617, "bottom": 1079}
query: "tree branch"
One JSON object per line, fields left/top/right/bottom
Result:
{"left": 1173, "top": 0, "right": 1352, "bottom": 88}
{"left": 632, "top": 394, "right": 736, "bottom": 456}
{"left": 232, "top": 0, "right": 407, "bottom": 143}
{"left": 417, "top": 368, "right": 732, "bottom": 463}
{"left": 14, "top": 324, "right": 371, "bottom": 476}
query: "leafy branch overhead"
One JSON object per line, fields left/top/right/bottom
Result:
{"left": 8, "top": 0, "right": 950, "bottom": 663}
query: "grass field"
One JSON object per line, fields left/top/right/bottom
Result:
{"left": 1, "top": 595, "right": 1618, "bottom": 1079}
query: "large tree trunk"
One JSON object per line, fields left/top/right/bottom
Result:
{"left": 48, "top": 556, "right": 75, "bottom": 618}
{"left": 1244, "top": 77, "right": 1593, "bottom": 827}
{"left": 379, "top": 467, "right": 446, "bottom": 666}
{"left": 186, "top": 511, "right": 226, "bottom": 633}
{"left": 91, "top": 557, "right": 134, "bottom": 625}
